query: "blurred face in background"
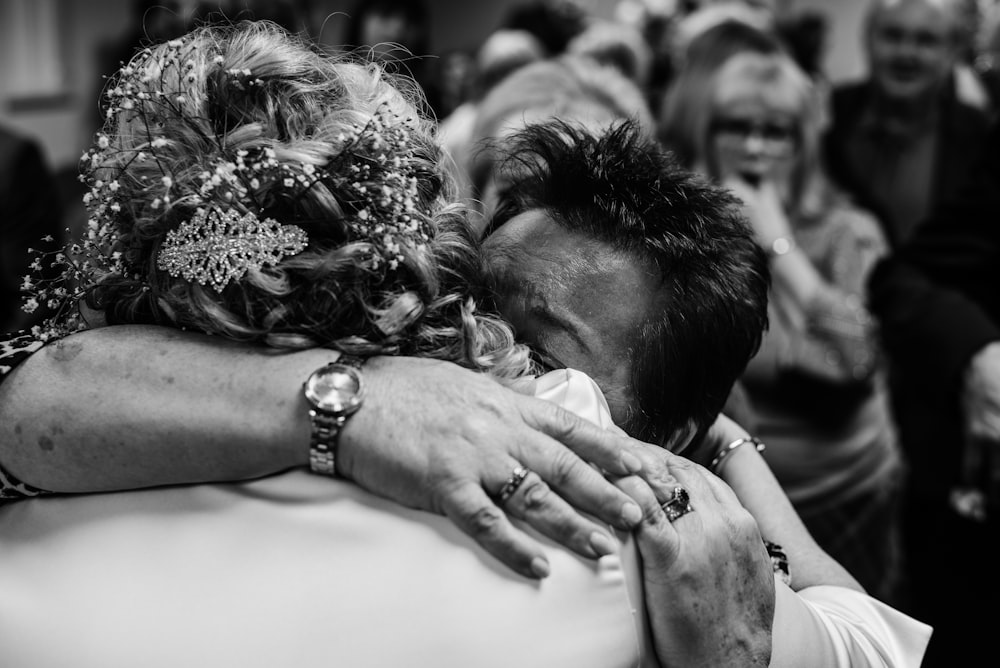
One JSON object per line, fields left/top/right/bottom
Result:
{"left": 866, "top": 0, "right": 957, "bottom": 102}
{"left": 707, "top": 57, "right": 800, "bottom": 194}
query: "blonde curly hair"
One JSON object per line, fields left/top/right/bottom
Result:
{"left": 79, "top": 21, "right": 530, "bottom": 379}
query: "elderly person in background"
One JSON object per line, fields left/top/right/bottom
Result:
{"left": 823, "top": 0, "right": 991, "bottom": 248}
{"left": 660, "top": 39, "right": 906, "bottom": 605}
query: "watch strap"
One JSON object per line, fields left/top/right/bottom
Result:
{"left": 308, "top": 410, "right": 349, "bottom": 476}
{"left": 306, "top": 354, "right": 365, "bottom": 477}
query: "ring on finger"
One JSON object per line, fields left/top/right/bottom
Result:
{"left": 660, "top": 486, "right": 694, "bottom": 522}
{"left": 498, "top": 464, "right": 531, "bottom": 504}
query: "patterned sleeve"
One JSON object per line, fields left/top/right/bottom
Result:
{"left": 0, "top": 332, "right": 51, "bottom": 503}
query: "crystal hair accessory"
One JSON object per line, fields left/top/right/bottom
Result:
{"left": 157, "top": 208, "right": 308, "bottom": 292}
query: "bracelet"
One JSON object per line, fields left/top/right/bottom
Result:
{"left": 709, "top": 436, "right": 765, "bottom": 474}
{"left": 767, "top": 236, "right": 796, "bottom": 258}
{"left": 765, "top": 540, "right": 791, "bottom": 587}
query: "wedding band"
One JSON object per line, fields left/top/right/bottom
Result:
{"left": 498, "top": 465, "right": 531, "bottom": 503}
{"left": 661, "top": 486, "right": 694, "bottom": 522}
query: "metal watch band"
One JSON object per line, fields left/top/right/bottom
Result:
{"left": 337, "top": 354, "right": 365, "bottom": 369}
{"left": 306, "top": 354, "right": 365, "bottom": 477}
{"left": 308, "top": 410, "right": 348, "bottom": 476}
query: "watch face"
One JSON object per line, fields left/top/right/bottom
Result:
{"left": 304, "top": 364, "right": 364, "bottom": 414}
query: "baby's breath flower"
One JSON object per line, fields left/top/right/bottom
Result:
{"left": 26, "top": 35, "right": 432, "bottom": 344}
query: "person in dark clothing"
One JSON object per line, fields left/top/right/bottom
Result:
{"left": 823, "top": 0, "right": 991, "bottom": 248}
{"left": 868, "top": 119, "right": 1000, "bottom": 667}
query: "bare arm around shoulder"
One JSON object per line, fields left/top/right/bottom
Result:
{"left": 627, "top": 445, "right": 929, "bottom": 668}
{"left": 702, "top": 413, "right": 863, "bottom": 593}
{"left": 0, "top": 325, "right": 650, "bottom": 579}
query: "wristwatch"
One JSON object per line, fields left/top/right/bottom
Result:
{"left": 302, "top": 355, "right": 366, "bottom": 477}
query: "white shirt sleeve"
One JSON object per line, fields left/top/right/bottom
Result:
{"left": 771, "top": 580, "right": 932, "bottom": 667}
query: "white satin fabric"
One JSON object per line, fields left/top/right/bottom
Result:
{"left": 0, "top": 369, "right": 656, "bottom": 668}
{"left": 771, "top": 583, "right": 932, "bottom": 667}
{"left": 0, "top": 368, "right": 930, "bottom": 667}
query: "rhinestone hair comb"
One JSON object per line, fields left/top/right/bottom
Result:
{"left": 157, "top": 207, "right": 308, "bottom": 292}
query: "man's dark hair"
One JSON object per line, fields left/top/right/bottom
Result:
{"left": 489, "top": 119, "right": 769, "bottom": 444}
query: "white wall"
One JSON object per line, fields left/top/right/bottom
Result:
{"left": 0, "top": 0, "right": 132, "bottom": 169}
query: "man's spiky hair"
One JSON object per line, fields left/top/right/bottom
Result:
{"left": 492, "top": 119, "right": 770, "bottom": 444}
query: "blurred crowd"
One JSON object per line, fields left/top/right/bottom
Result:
{"left": 2, "top": 0, "right": 999, "bottom": 664}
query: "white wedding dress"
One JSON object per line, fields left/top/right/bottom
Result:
{"left": 0, "top": 369, "right": 929, "bottom": 667}
{"left": 0, "top": 370, "right": 655, "bottom": 668}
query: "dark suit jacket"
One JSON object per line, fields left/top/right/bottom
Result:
{"left": 0, "top": 127, "right": 64, "bottom": 334}
{"left": 823, "top": 79, "right": 991, "bottom": 248}
{"left": 868, "top": 120, "right": 1000, "bottom": 496}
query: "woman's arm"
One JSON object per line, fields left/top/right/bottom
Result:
{"left": 703, "top": 414, "right": 862, "bottom": 593}
{"left": 0, "top": 325, "right": 650, "bottom": 579}
{"left": 631, "top": 432, "right": 930, "bottom": 668}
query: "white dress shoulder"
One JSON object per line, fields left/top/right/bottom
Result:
{"left": 0, "top": 369, "right": 655, "bottom": 668}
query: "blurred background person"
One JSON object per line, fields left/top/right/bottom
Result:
{"left": 500, "top": 0, "right": 588, "bottom": 58}
{"left": 437, "top": 28, "right": 546, "bottom": 200}
{"left": 822, "top": 0, "right": 992, "bottom": 249}
{"left": 461, "top": 53, "right": 655, "bottom": 228}
{"left": 869, "top": 118, "right": 1000, "bottom": 667}
{"left": 660, "top": 41, "right": 905, "bottom": 605}
{"left": 566, "top": 17, "right": 654, "bottom": 91}
{"left": 341, "top": 0, "right": 442, "bottom": 116}
{"left": 657, "top": 15, "right": 785, "bottom": 167}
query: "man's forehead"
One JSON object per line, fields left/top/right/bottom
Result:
{"left": 483, "top": 208, "right": 566, "bottom": 260}
{"left": 872, "top": 0, "right": 956, "bottom": 28}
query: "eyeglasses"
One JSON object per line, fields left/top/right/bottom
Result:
{"left": 710, "top": 117, "right": 799, "bottom": 148}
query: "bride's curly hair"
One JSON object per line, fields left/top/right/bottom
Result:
{"left": 69, "top": 21, "right": 530, "bottom": 378}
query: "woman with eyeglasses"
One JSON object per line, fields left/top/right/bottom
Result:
{"left": 659, "top": 45, "right": 906, "bottom": 607}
